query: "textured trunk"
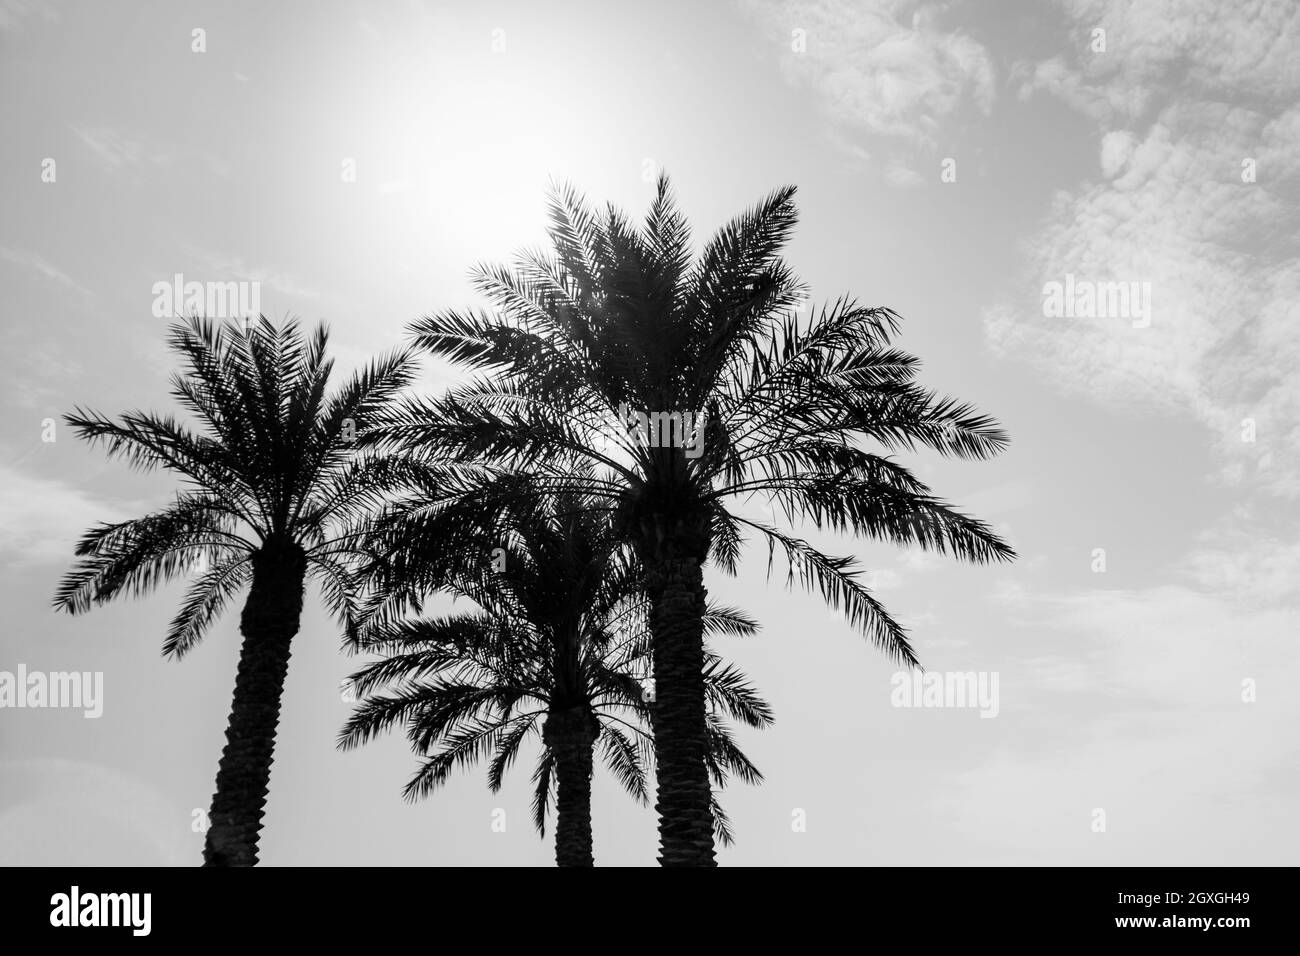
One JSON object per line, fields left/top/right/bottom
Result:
{"left": 202, "top": 541, "right": 306, "bottom": 867}
{"left": 544, "top": 706, "right": 600, "bottom": 867}
{"left": 645, "top": 554, "right": 715, "bottom": 867}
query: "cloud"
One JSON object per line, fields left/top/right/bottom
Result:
{"left": 1181, "top": 528, "right": 1300, "bottom": 605}
{"left": 740, "top": 0, "right": 995, "bottom": 143}
{"left": 2, "top": 340, "right": 85, "bottom": 411}
{"left": 0, "top": 246, "right": 89, "bottom": 294}
{"left": 1003, "top": 584, "right": 1285, "bottom": 705}
{"left": 863, "top": 568, "right": 903, "bottom": 590}
{"left": 1098, "top": 129, "right": 1135, "bottom": 178}
{"left": 883, "top": 160, "right": 924, "bottom": 187}
{"left": 1018, "top": 0, "right": 1300, "bottom": 124}
{"left": 933, "top": 579, "right": 1300, "bottom": 862}
{"left": 0, "top": 0, "right": 58, "bottom": 32}
{"left": 0, "top": 759, "right": 191, "bottom": 865}
{"left": 950, "top": 480, "right": 1034, "bottom": 521}
{"left": 1013, "top": 55, "right": 1145, "bottom": 122}
{"left": 70, "top": 125, "right": 172, "bottom": 171}
{"left": 0, "top": 464, "right": 124, "bottom": 566}
{"left": 190, "top": 250, "right": 321, "bottom": 303}
{"left": 985, "top": 0, "right": 1300, "bottom": 496}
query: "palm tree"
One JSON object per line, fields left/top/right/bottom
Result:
{"left": 53, "top": 316, "right": 419, "bottom": 866}
{"left": 375, "top": 175, "right": 1016, "bottom": 865}
{"left": 341, "top": 482, "right": 771, "bottom": 865}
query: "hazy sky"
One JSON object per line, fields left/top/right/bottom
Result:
{"left": 2, "top": 0, "right": 1297, "bottom": 866}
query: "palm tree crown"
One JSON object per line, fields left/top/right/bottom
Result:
{"left": 368, "top": 175, "right": 1015, "bottom": 865}
{"left": 54, "top": 315, "right": 420, "bottom": 865}
{"left": 342, "top": 483, "right": 772, "bottom": 864}
{"left": 56, "top": 316, "right": 419, "bottom": 647}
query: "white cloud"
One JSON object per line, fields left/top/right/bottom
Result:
{"left": 931, "top": 580, "right": 1300, "bottom": 862}
{"left": 2, "top": 340, "right": 85, "bottom": 411}
{"left": 0, "top": 246, "right": 89, "bottom": 294}
{"left": 191, "top": 250, "right": 321, "bottom": 302}
{"left": 883, "top": 160, "right": 924, "bottom": 187}
{"left": 899, "top": 549, "right": 945, "bottom": 572}
{"left": 741, "top": 0, "right": 995, "bottom": 143}
{"left": 1098, "top": 129, "right": 1135, "bottom": 178}
{"left": 863, "top": 567, "right": 903, "bottom": 590}
{"left": 70, "top": 125, "right": 171, "bottom": 170}
{"left": 986, "top": 0, "right": 1300, "bottom": 495}
{"left": 0, "top": 0, "right": 58, "bottom": 32}
{"left": 0, "top": 759, "right": 191, "bottom": 865}
{"left": 1181, "top": 529, "right": 1300, "bottom": 604}
{"left": 0, "top": 464, "right": 124, "bottom": 566}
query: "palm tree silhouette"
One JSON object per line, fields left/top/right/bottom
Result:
{"left": 341, "top": 480, "right": 771, "bottom": 865}
{"left": 53, "top": 316, "right": 419, "bottom": 866}
{"left": 375, "top": 175, "right": 1016, "bottom": 865}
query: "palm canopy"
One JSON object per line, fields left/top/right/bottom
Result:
{"left": 54, "top": 315, "right": 421, "bottom": 653}
{"left": 368, "top": 175, "right": 1015, "bottom": 664}
{"left": 341, "top": 484, "right": 772, "bottom": 844}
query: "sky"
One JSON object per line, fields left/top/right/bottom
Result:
{"left": 1, "top": 0, "right": 1297, "bottom": 866}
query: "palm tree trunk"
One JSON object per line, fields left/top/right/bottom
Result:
{"left": 645, "top": 554, "right": 715, "bottom": 867}
{"left": 202, "top": 542, "right": 306, "bottom": 866}
{"left": 543, "top": 706, "right": 599, "bottom": 867}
